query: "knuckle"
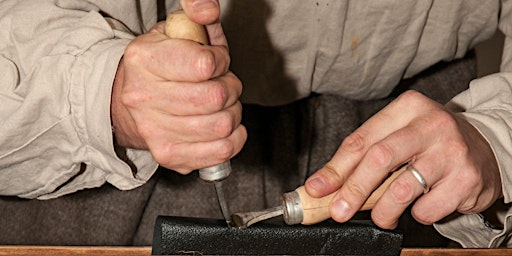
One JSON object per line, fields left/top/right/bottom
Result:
{"left": 411, "top": 204, "right": 433, "bottom": 225}
{"left": 455, "top": 172, "right": 482, "bottom": 200}
{"left": 445, "top": 139, "right": 470, "bottom": 159}
{"left": 227, "top": 71, "right": 243, "bottom": 94}
{"left": 320, "top": 164, "right": 348, "bottom": 185}
{"left": 205, "top": 82, "right": 228, "bottom": 111}
{"left": 367, "top": 142, "right": 395, "bottom": 168}
{"left": 173, "top": 168, "right": 194, "bottom": 175}
{"left": 434, "top": 109, "right": 456, "bottom": 124}
{"left": 213, "top": 112, "right": 234, "bottom": 138}
{"left": 213, "top": 140, "right": 234, "bottom": 161}
{"left": 394, "top": 90, "right": 436, "bottom": 113}
{"left": 151, "top": 144, "right": 177, "bottom": 166}
{"left": 428, "top": 109, "right": 458, "bottom": 132}
{"left": 341, "top": 131, "right": 366, "bottom": 153}
{"left": 124, "top": 40, "right": 149, "bottom": 66}
{"left": 412, "top": 200, "right": 450, "bottom": 225}
{"left": 458, "top": 199, "right": 479, "bottom": 214}
{"left": 224, "top": 50, "right": 231, "bottom": 70}
{"left": 195, "top": 49, "right": 216, "bottom": 79}
{"left": 343, "top": 179, "right": 369, "bottom": 199}
{"left": 152, "top": 146, "right": 194, "bottom": 175}
{"left": 372, "top": 213, "right": 397, "bottom": 230}
{"left": 219, "top": 47, "right": 231, "bottom": 73}
{"left": 135, "top": 120, "right": 154, "bottom": 140}
{"left": 388, "top": 179, "right": 416, "bottom": 204}
{"left": 121, "top": 87, "right": 147, "bottom": 109}
{"left": 397, "top": 90, "right": 425, "bottom": 106}
{"left": 413, "top": 213, "right": 435, "bottom": 225}
{"left": 461, "top": 168, "right": 481, "bottom": 186}
{"left": 411, "top": 205, "right": 436, "bottom": 225}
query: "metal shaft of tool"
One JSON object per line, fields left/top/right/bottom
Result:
{"left": 214, "top": 180, "right": 232, "bottom": 226}
{"left": 199, "top": 161, "right": 233, "bottom": 227}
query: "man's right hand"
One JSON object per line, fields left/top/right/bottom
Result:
{"left": 110, "top": 0, "right": 247, "bottom": 174}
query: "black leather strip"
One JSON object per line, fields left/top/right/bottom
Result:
{"left": 152, "top": 216, "right": 402, "bottom": 255}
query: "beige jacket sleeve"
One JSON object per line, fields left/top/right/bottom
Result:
{"left": 0, "top": 0, "right": 158, "bottom": 199}
{"left": 434, "top": 0, "right": 512, "bottom": 247}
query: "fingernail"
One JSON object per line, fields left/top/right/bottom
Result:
{"left": 307, "top": 176, "right": 326, "bottom": 191}
{"left": 332, "top": 200, "right": 351, "bottom": 221}
{"left": 192, "top": 0, "right": 218, "bottom": 11}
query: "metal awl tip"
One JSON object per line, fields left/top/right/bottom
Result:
{"left": 214, "top": 180, "right": 232, "bottom": 227}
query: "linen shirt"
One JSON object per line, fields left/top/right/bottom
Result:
{"left": 1, "top": 0, "right": 511, "bottom": 247}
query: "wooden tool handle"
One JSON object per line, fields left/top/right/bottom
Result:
{"left": 298, "top": 166, "right": 406, "bottom": 225}
{"left": 165, "top": 9, "right": 209, "bottom": 44}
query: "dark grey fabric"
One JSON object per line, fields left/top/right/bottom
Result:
{"left": 0, "top": 179, "right": 157, "bottom": 245}
{"left": 0, "top": 53, "right": 476, "bottom": 246}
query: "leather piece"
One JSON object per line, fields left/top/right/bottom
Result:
{"left": 152, "top": 216, "right": 403, "bottom": 255}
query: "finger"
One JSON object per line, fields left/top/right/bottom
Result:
{"left": 126, "top": 25, "right": 230, "bottom": 82}
{"left": 180, "top": 0, "right": 227, "bottom": 47}
{"left": 371, "top": 148, "right": 462, "bottom": 228}
{"left": 371, "top": 166, "right": 432, "bottom": 229}
{"left": 122, "top": 71, "right": 241, "bottom": 116}
{"left": 411, "top": 189, "right": 458, "bottom": 226}
{"left": 305, "top": 132, "right": 367, "bottom": 197}
{"left": 152, "top": 124, "right": 247, "bottom": 174}
{"left": 409, "top": 161, "right": 478, "bottom": 225}
{"left": 305, "top": 91, "right": 437, "bottom": 197}
{"left": 154, "top": 38, "right": 229, "bottom": 81}
{"left": 354, "top": 91, "right": 444, "bottom": 146}
{"left": 329, "top": 109, "right": 447, "bottom": 223}
{"left": 139, "top": 101, "right": 242, "bottom": 143}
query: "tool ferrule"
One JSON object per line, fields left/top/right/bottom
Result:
{"left": 282, "top": 190, "right": 303, "bottom": 225}
{"left": 198, "top": 161, "right": 232, "bottom": 182}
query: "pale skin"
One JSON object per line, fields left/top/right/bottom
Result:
{"left": 111, "top": 0, "right": 503, "bottom": 229}
{"left": 111, "top": 0, "right": 247, "bottom": 174}
{"left": 305, "top": 90, "right": 503, "bottom": 229}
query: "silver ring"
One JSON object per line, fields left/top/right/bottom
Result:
{"left": 407, "top": 164, "right": 429, "bottom": 193}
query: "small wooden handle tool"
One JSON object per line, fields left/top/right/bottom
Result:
{"left": 285, "top": 166, "right": 406, "bottom": 225}
{"left": 232, "top": 166, "right": 406, "bottom": 228}
{"left": 165, "top": 10, "right": 209, "bottom": 44}
{"left": 165, "top": 10, "right": 233, "bottom": 226}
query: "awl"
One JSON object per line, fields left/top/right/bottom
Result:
{"left": 232, "top": 166, "right": 407, "bottom": 228}
{"left": 165, "top": 10, "right": 232, "bottom": 226}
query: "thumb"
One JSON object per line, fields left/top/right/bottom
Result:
{"left": 180, "top": 0, "right": 220, "bottom": 25}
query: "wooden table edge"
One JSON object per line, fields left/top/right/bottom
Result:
{"left": 0, "top": 246, "right": 510, "bottom": 255}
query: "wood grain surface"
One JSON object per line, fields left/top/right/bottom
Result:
{"left": 0, "top": 246, "right": 511, "bottom": 255}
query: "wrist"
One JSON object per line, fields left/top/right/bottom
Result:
{"left": 111, "top": 57, "right": 147, "bottom": 149}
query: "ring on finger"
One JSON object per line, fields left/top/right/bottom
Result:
{"left": 406, "top": 164, "right": 429, "bottom": 194}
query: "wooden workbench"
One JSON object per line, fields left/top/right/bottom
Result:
{"left": 0, "top": 246, "right": 510, "bottom": 255}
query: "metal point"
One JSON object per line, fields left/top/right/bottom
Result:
{"left": 214, "top": 181, "right": 232, "bottom": 227}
